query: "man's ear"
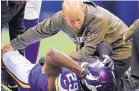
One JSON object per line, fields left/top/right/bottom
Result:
{"left": 63, "top": 13, "right": 65, "bottom": 19}
{"left": 62, "top": 10, "right": 67, "bottom": 19}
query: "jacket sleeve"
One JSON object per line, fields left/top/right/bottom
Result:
{"left": 123, "top": 19, "right": 139, "bottom": 41}
{"left": 69, "top": 19, "right": 109, "bottom": 60}
{"left": 10, "top": 11, "right": 63, "bottom": 50}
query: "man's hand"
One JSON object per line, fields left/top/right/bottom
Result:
{"left": 1, "top": 43, "right": 14, "bottom": 56}
{"left": 123, "top": 31, "right": 132, "bottom": 45}
{"left": 102, "top": 55, "right": 114, "bottom": 70}
{"left": 123, "top": 30, "right": 133, "bottom": 42}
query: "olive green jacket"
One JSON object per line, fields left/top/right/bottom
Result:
{"left": 11, "top": 2, "right": 131, "bottom": 60}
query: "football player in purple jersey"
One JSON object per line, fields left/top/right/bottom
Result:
{"left": 2, "top": 1, "right": 131, "bottom": 89}
{"left": 2, "top": 46, "right": 116, "bottom": 91}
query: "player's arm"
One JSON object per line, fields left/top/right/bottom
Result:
{"left": 44, "top": 48, "right": 101, "bottom": 91}
{"left": 1, "top": 11, "right": 63, "bottom": 55}
{"left": 45, "top": 48, "right": 85, "bottom": 74}
{"left": 68, "top": 19, "right": 108, "bottom": 60}
{"left": 45, "top": 48, "right": 85, "bottom": 91}
{"left": 123, "top": 19, "right": 139, "bottom": 43}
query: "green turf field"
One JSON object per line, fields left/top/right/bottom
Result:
{"left": 2, "top": 29, "right": 76, "bottom": 61}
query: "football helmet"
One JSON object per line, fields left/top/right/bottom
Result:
{"left": 81, "top": 57, "right": 116, "bottom": 91}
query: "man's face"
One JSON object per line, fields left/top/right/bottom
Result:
{"left": 63, "top": 11, "right": 84, "bottom": 31}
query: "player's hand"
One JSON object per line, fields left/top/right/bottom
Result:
{"left": 1, "top": 43, "right": 14, "bottom": 56}
{"left": 102, "top": 55, "right": 114, "bottom": 70}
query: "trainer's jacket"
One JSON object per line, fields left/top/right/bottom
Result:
{"left": 123, "top": 19, "right": 139, "bottom": 41}
{"left": 10, "top": 2, "right": 131, "bottom": 60}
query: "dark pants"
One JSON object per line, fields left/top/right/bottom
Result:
{"left": 1, "top": 1, "right": 26, "bottom": 89}
{"left": 114, "top": 57, "right": 131, "bottom": 83}
{"left": 131, "top": 27, "right": 139, "bottom": 78}
{"left": 114, "top": 57, "right": 131, "bottom": 90}
{"left": 1, "top": 1, "right": 26, "bottom": 55}
{"left": 115, "top": 27, "right": 139, "bottom": 91}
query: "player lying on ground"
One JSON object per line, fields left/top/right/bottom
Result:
{"left": 2, "top": 48, "right": 116, "bottom": 91}
{"left": 2, "top": 1, "right": 131, "bottom": 89}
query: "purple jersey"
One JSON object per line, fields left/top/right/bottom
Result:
{"left": 28, "top": 64, "right": 83, "bottom": 91}
{"left": 28, "top": 64, "right": 48, "bottom": 91}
